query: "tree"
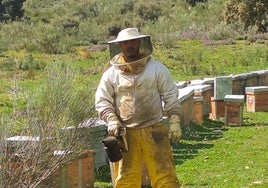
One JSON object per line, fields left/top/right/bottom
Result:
{"left": 223, "top": 0, "right": 268, "bottom": 32}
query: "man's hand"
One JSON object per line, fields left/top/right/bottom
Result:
{"left": 169, "top": 114, "right": 182, "bottom": 143}
{"left": 106, "top": 113, "right": 122, "bottom": 137}
{"left": 107, "top": 120, "right": 122, "bottom": 137}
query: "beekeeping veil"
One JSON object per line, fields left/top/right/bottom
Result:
{"left": 108, "top": 28, "right": 153, "bottom": 73}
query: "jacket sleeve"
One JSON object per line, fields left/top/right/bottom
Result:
{"left": 157, "top": 64, "right": 180, "bottom": 117}
{"left": 95, "top": 68, "right": 117, "bottom": 122}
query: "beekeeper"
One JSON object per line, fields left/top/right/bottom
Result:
{"left": 95, "top": 27, "right": 181, "bottom": 188}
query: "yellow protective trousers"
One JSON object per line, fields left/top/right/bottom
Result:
{"left": 111, "top": 122, "right": 180, "bottom": 188}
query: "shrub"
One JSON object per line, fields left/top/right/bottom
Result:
{"left": 0, "top": 60, "right": 95, "bottom": 186}
{"left": 223, "top": 0, "right": 268, "bottom": 33}
{"left": 0, "top": 22, "right": 34, "bottom": 51}
{"left": 137, "top": 3, "right": 162, "bottom": 23}
{"left": 120, "top": 1, "right": 134, "bottom": 15}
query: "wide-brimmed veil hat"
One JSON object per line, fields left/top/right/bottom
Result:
{"left": 108, "top": 28, "right": 153, "bottom": 60}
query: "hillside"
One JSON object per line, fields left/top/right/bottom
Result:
{"left": 0, "top": 0, "right": 267, "bottom": 53}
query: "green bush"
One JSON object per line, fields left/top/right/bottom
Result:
{"left": 0, "top": 60, "right": 96, "bottom": 186}
{"left": 0, "top": 22, "right": 34, "bottom": 51}
{"left": 137, "top": 3, "right": 163, "bottom": 23}
{"left": 223, "top": 0, "right": 268, "bottom": 33}
{"left": 0, "top": 0, "right": 267, "bottom": 53}
{"left": 120, "top": 1, "right": 134, "bottom": 15}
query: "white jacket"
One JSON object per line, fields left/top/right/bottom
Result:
{"left": 95, "top": 57, "right": 180, "bottom": 128}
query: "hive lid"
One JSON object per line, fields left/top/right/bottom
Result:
{"left": 224, "top": 95, "right": 245, "bottom": 103}
{"left": 245, "top": 86, "right": 268, "bottom": 93}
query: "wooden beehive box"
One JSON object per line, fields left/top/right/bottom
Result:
{"left": 60, "top": 118, "right": 107, "bottom": 169}
{"left": 224, "top": 95, "right": 244, "bottom": 126}
{"left": 246, "top": 86, "right": 268, "bottom": 112}
{"left": 190, "top": 84, "right": 212, "bottom": 117}
{"left": 193, "top": 96, "right": 203, "bottom": 124}
{"left": 178, "top": 87, "right": 194, "bottom": 126}
{"left": 41, "top": 150, "right": 96, "bottom": 188}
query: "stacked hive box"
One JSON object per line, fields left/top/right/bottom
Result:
{"left": 232, "top": 73, "right": 247, "bottom": 95}
{"left": 210, "top": 76, "right": 233, "bottom": 120}
{"left": 193, "top": 96, "right": 204, "bottom": 124}
{"left": 190, "top": 78, "right": 214, "bottom": 96}
{"left": 224, "top": 95, "right": 245, "bottom": 126}
{"left": 41, "top": 150, "right": 96, "bottom": 187}
{"left": 178, "top": 87, "right": 194, "bottom": 126}
{"left": 246, "top": 72, "right": 259, "bottom": 87}
{"left": 254, "top": 70, "right": 268, "bottom": 86}
{"left": 190, "top": 85, "right": 212, "bottom": 117}
{"left": 246, "top": 86, "right": 268, "bottom": 112}
{"left": 174, "top": 81, "right": 188, "bottom": 89}
{"left": 3, "top": 136, "right": 97, "bottom": 187}
{"left": 60, "top": 118, "right": 107, "bottom": 169}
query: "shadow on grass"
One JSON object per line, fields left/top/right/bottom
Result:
{"left": 173, "top": 112, "right": 268, "bottom": 166}
{"left": 172, "top": 142, "right": 214, "bottom": 165}
{"left": 183, "top": 119, "right": 227, "bottom": 141}
{"left": 242, "top": 110, "right": 268, "bottom": 127}
{"left": 172, "top": 117, "right": 228, "bottom": 165}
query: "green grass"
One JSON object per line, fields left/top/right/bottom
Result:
{"left": 94, "top": 110, "right": 268, "bottom": 188}
{"left": 1, "top": 40, "right": 267, "bottom": 187}
{"left": 154, "top": 41, "right": 268, "bottom": 81}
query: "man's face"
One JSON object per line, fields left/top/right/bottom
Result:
{"left": 119, "top": 39, "right": 140, "bottom": 62}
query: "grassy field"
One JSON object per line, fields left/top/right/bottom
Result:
{"left": 176, "top": 110, "right": 268, "bottom": 188}
{"left": 0, "top": 0, "right": 267, "bottom": 186}
{"left": 0, "top": 40, "right": 267, "bottom": 187}
{"left": 1, "top": 40, "right": 267, "bottom": 114}
{"left": 95, "top": 110, "right": 268, "bottom": 187}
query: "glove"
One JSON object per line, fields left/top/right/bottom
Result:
{"left": 106, "top": 113, "right": 122, "bottom": 137}
{"left": 169, "top": 114, "right": 182, "bottom": 143}
{"left": 107, "top": 120, "right": 121, "bottom": 137}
